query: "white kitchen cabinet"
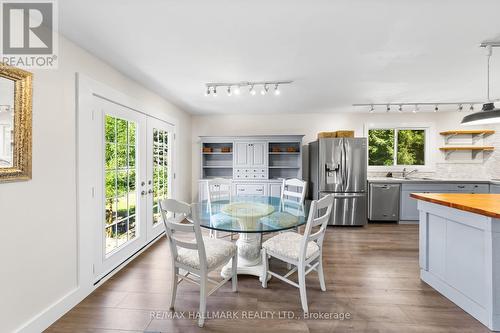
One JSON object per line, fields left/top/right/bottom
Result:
{"left": 251, "top": 142, "right": 267, "bottom": 167}
{"left": 233, "top": 141, "right": 267, "bottom": 167}
{"left": 269, "top": 182, "right": 283, "bottom": 198}
{"left": 400, "top": 182, "right": 490, "bottom": 222}
{"left": 198, "top": 136, "right": 304, "bottom": 201}
{"left": 234, "top": 142, "right": 250, "bottom": 166}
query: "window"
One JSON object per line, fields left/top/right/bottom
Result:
{"left": 368, "top": 128, "right": 426, "bottom": 166}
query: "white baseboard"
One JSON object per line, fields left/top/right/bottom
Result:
{"left": 15, "top": 235, "right": 164, "bottom": 333}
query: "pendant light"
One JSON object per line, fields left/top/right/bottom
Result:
{"left": 462, "top": 44, "right": 500, "bottom": 125}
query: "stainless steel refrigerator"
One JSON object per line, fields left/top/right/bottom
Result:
{"left": 309, "top": 138, "right": 367, "bottom": 226}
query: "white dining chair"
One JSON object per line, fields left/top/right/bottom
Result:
{"left": 160, "top": 198, "right": 238, "bottom": 327}
{"left": 281, "top": 178, "right": 307, "bottom": 205}
{"left": 261, "top": 194, "right": 334, "bottom": 313}
{"left": 206, "top": 178, "right": 233, "bottom": 239}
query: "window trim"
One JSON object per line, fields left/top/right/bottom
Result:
{"left": 364, "top": 122, "right": 436, "bottom": 172}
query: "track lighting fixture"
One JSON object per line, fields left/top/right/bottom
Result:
{"left": 204, "top": 80, "right": 292, "bottom": 97}
{"left": 353, "top": 102, "right": 489, "bottom": 114}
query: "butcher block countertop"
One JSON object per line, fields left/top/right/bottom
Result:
{"left": 410, "top": 193, "right": 500, "bottom": 219}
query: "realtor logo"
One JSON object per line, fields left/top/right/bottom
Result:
{"left": 0, "top": 0, "right": 58, "bottom": 68}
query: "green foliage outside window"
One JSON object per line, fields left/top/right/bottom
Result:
{"left": 397, "top": 130, "right": 425, "bottom": 165}
{"left": 368, "top": 129, "right": 394, "bottom": 166}
{"left": 368, "top": 128, "right": 425, "bottom": 166}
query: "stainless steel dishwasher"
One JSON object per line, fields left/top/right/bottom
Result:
{"left": 368, "top": 183, "right": 400, "bottom": 221}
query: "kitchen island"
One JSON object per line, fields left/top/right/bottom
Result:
{"left": 411, "top": 193, "right": 500, "bottom": 331}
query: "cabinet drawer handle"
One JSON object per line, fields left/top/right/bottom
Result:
{"left": 457, "top": 185, "right": 466, "bottom": 189}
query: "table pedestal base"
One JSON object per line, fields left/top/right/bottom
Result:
{"left": 220, "top": 232, "right": 269, "bottom": 281}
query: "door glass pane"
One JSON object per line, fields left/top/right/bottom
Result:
{"left": 152, "top": 128, "right": 169, "bottom": 225}
{"left": 104, "top": 114, "right": 138, "bottom": 255}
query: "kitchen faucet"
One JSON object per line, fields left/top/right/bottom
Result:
{"left": 402, "top": 168, "right": 418, "bottom": 178}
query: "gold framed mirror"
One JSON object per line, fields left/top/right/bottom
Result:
{"left": 0, "top": 63, "right": 32, "bottom": 182}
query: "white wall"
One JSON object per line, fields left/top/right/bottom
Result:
{"left": 0, "top": 36, "right": 192, "bottom": 332}
{"left": 191, "top": 112, "right": 500, "bottom": 200}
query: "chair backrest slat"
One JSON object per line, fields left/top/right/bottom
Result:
{"left": 206, "top": 178, "right": 232, "bottom": 204}
{"left": 160, "top": 199, "right": 208, "bottom": 271}
{"left": 281, "top": 178, "right": 307, "bottom": 204}
{"left": 299, "top": 194, "right": 334, "bottom": 261}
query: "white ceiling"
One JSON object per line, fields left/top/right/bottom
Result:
{"left": 59, "top": 0, "right": 500, "bottom": 114}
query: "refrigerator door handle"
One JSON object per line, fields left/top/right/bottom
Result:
{"left": 340, "top": 139, "right": 348, "bottom": 191}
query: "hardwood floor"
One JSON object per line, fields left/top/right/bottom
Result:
{"left": 46, "top": 224, "right": 491, "bottom": 333}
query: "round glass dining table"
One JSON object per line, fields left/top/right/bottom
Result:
{"left": 190, "top": 196, "right": 311, "bottom": 279}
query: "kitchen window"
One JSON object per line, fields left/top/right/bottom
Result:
{"left": 368, "top": 128, "right": 427, "bottom": 167}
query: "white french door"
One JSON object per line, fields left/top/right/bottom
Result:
{"left": 94, "top": 97, "right": 174, "bottom": 279}
{"left": 146, "top": 117, "right": 174, "bottom": 240}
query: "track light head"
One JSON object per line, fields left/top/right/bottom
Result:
{"left": 413, "top": 105, "right": 419, "bottom": 113}
{"left": 470, "top": 104, "right": 475, "bottom": 111}
{"left": 398, "top": 105, "right": 403, "bottom": 112}
{"left": 369, "top": 105, "right": 374, "bottom": 113}
{"left": 261, "top": 84, "right": 269, "bottom": 95}
{"left": 205, "top": 86, "right": 210, "bottom": 96}
{"left": 249, "top": 84, "right": 256, "bottom": 96}
{"left": 212, "top": 86, "right": 217, "bottom": 97}
{"left": 227, "top": 86, "right": 232, "bottom": 96}
{"left": 458, "top": 104, "right": 463, "bottom": 112}
{"left": 434, "top": 105, "right": 438, "bottom": 112}
{"left": 386, "top": 105, "right": 391, "bottom": 112}
{"left": 274, "top": 84, "right": 280, "bottom": 95}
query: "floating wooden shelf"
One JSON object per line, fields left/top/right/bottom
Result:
{"left": 440, "top": 146, "right": 494, "bottom": 160}
{"left": 439, "top": 146, "right": 494, "bottom": 151}
{"left": 440, "top": 130, "right": 495, "bottom": 136}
